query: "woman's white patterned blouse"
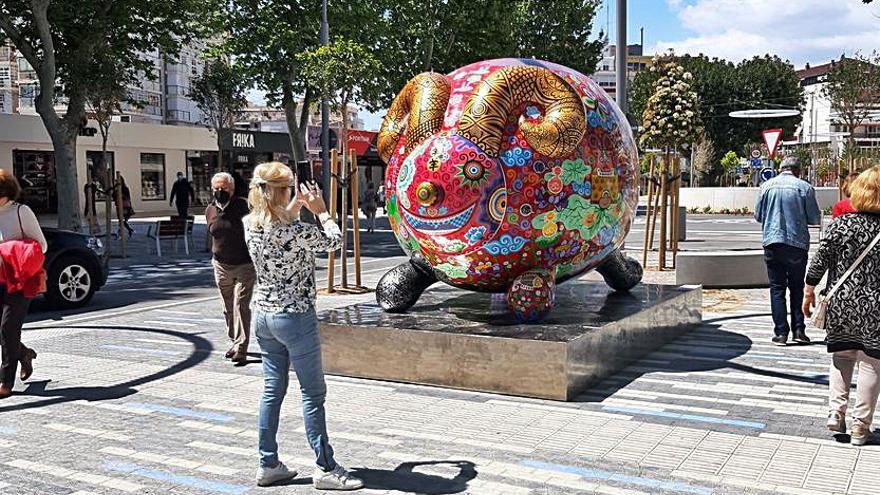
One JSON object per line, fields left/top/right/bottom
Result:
{"left": 245, "top": 218, "right": 342, "bottom": 313}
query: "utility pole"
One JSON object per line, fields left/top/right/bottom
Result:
{"left": 320, "top": 0, "right": 331, "bottom": 204}
{"left": 616, "top": 0, "right": 628, "bottom": 114}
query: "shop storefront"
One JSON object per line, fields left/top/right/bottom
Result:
{"left": 0, "top": 113, "right": 217, "bottom": 218}
{"left": 221, "top": 130, "right": 293, "bottom": 192}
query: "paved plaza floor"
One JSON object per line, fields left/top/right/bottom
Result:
{"left": 2, "top": 280, "right": 878, "bottom": 495}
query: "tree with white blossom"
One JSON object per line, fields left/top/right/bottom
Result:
{"left": 640, "top": 51, "right": 701, "bottom": 269}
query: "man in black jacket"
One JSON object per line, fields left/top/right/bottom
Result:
{"left": 206, "top": 172, "right": 254, "bottom": 364}
{"left": 169, "top": 172, "right": 195, "bottom": 218}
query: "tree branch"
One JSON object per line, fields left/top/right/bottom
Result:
{"left": 0, "top": 9, "right": 39, "bottom": 68}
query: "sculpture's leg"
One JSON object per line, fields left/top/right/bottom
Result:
{"left": 506, "top": 269, "right": 556, "bottom": 323}
{"left": 376, "top": 260, "right": 437, "bottom": 313}
{"left": 596, "top": 249, "right": 643, "bottom": 292}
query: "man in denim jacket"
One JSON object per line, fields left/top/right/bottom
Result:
{"left": 755, "top": 156, "right": 822, "bottom": 346}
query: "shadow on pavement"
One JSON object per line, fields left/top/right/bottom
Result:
{"left": 579, "top": 319, "right": 830, "bottom": 402}
{"left": 349, "top": 460, "right": 478, "bottom": 494}
{"left": 0, "top": 325, "right": 211, "bottom": 414}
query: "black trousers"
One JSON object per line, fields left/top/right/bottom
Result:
{"left": 763, "top": 243, "right": 808, "bottom": 337}
{"left": 0, "top": 288, "right": 31, "bottom": 386}
{"left": 176, "top": 202, "right": 189, "bottom": 219}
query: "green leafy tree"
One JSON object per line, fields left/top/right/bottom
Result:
{"left": 823, "top": 52, "right": 880, "bottom": 176}
{"left": 720, "top": 151, "right": 740, "bottom": 187}
{"left": 631, "top": 54, "right": 802, "bottom": 183}
{"left": 298, "top": 38, "right": 380, "bottom": 181}
{"left": 189, "top": 58, "right": 249, "bottom": 173}
{"left": 0, "top": 0, "right": 216, "bottom": 230}
{"left": 222, "top": 0, "right": 385, "bottom": 162}
{"left": 365, "top": 0, "right": 605, "bottom": 109}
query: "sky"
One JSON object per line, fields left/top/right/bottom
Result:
{"left": 253, "top": 0, "right": 880, "bottom": 131}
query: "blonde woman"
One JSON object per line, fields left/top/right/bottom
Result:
{"left": 245, "top": 162, "right": 362, "bottom": 490}
{"left": 804, "top": 165, "right": 880, "bottom": 446}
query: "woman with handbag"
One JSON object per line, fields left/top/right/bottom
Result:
{"left": 0, "top": 170, "right": 47, "bottom": 399}
{"left": 804, "top": 165, "right": 880, "bottom": 445}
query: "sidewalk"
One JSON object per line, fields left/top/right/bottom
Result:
{"left": 4, "top": 280, "right": 877, "bottom": 494}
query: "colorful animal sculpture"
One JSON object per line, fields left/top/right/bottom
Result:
{"left": 375, "top": 58, "right": 642, "bottom": 321}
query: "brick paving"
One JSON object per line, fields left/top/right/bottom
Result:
{"left": 2, "top": 216, "right": 876, "bottom": 495}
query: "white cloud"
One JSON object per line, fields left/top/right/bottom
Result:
{"left": 651, "top": 0, "right": 880, "bottom": 67}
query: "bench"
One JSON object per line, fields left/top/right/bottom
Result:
{"left": 146, "top": 218, "right": 194, "bottom": 256}
{"left": 676, "top": 250, "right": 769, "bottom": 288}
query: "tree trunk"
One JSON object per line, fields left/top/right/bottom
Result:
{"left": 281, "top": 80, "right": 311, "bottom": 163}
{"left": 50, "top": 130, "right": 82, "bottom": 231}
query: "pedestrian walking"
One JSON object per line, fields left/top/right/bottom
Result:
{"left": 244, "top": 161, "right": 363, "bottom": 490}
{"left": 0, "top": 170, "right": 47, "bottom": 400}
{"left": 754, "top": 156, "right": 822, "bottom": 346}
{"left": 111, "top": 175, "right": 135, "bottom": 238}
{"left": 832, "top": 172, "right": 859, "bottom": 219}
{"left": 361, "top": 182, "right": 378, "bottom": 233}
{"left": 803, "top": 165, "right": 880, "bottom": 446}
{"left": 205, "top": 172, "right": 255, "bottom": 365}
{"left": 169, "top": 171, "right": 195, "bottom": 219}
{"left": 377, "top": 185, "right": 386, "bottom": 215}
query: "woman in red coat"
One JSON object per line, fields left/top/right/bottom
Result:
{"left": 0, "top": 170, "right": 47, "bottom": 399}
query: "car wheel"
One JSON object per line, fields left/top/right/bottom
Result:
{"left": 45, "top": 255, "right": 96, "bottom": 309}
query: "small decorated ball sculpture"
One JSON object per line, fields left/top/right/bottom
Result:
{"left": 507, "top": 269, "right": 556, "bottom": 322}
{"left": 375, "top": 58, "right": 643, "bottom": 322}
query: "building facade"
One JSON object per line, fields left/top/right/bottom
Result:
{"left": 0, "top": 113, "right": 217, "bottom": 217}
{"left": 796, "top": 59, "right": 880, "bottom": 152}
{"left": 2, "top": 40, "right": 206, "bottom": 126}
{"left": 590, "top": 44, "right": 653, "bottom": 101}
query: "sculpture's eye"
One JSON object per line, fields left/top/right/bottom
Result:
{"left": 415, "top": 181, "right": 442, "bottom": 207}
{"left": 458, "top": 160, "right": 488, "bottom": 188}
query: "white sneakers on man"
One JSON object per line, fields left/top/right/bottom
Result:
{"left": 255, "top": 462, "right": 297, "bottom": 487}
{"left": 313, "top": 465, "right": 364, "bottom": 490}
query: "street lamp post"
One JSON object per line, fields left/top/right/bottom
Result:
{"left": 320, "top": 0, "right": 331, "bottom": 204}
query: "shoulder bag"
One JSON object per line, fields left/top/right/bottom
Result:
{"left": 812, "top": 229, "right": 880, "bottom": 329}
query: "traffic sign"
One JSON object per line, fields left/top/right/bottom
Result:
{"left": 751, "top": 149, "right": 762, "bottom": 159}
{"left": 762, "top": 128, "right": 783, "bottom": 158}
{"left": 751, "top": 158, "right": 763, "bottom": 169}
{"left": 760, "top": 168, "right": 776, "bottom": 182}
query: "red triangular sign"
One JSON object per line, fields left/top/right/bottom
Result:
{"left": 763, "top": 128, "right": 783, "bottom": 158}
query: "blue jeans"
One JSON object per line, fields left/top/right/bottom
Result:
{"left": 764, "top": 243, "right": 808, "bottom": 337}
{"left": 254, "top": 307, "right": 336, "bottom": 470}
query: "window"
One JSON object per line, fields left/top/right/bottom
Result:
{"left": 140, "top": 153, "right": 166, "bottom": 200}
{"left": 13, "top": 150, "right": 57, "bottom": 214}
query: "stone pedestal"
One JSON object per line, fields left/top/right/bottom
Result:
{"left": 317, "top": 282, "right": 702, "bottom": 400}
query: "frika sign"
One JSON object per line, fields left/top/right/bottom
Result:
{"left": 232, "top": 132, "right": 255, "bottom": 149}
{"left": 762, "top": 129, "right": 783, "bottom": 158}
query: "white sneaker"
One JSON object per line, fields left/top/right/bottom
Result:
{"left": 313, "top": 465, "right": 364, "bottom": 490}
{"left": 256, "top": 461, "right": 297, "bottom": 487}
{"left": 827, "top": 411, "right": 847, "bottom": 433}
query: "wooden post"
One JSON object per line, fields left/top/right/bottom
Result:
{"left": 85, "top": 183, "right": 95, "bottom": 236}
{"left": 115, "top": 172, "right": 127, "bottom": 258}
{"left": 641, "top": 155, "right": 655, "bottom": 267}
{"left": 326, "top": 150, "right": 338, "bottom": 293}
{"left": 350, "top": 150, "right": 362, "bottom": 288}
{"left": 671, "top": 155, "right": 681, "bottom": 268}
{"left": 104, "top": 170, "right": 113, "bottom": 260}
{"left": 340, "top": 150, "right": 349, "bottom": 290}
{"left": 648, "top": 166, "right": 661, "bottom": 253}
{"left": 658, "top": 150, "right": 669, "bottom": 270}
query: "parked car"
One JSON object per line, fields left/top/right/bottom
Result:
{"left": 41, "top": 228, "right": 109, "bottom": 308}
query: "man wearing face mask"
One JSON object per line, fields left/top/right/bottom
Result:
{"left": 206, "top": 172, "right": 255, "bottom": 364}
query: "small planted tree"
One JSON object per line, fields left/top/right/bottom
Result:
{"left": 189, "top": 57, "right": 249, "bottom": 173}
{"left": 720, "top": 151, "right": 740, "bottom": 187}
{"left": 640, "top": 52, "right": 701, "bottom": 268}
